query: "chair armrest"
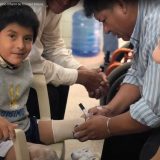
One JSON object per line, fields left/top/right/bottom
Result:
{"left": 32, "top": 74, "right": 65, "bottom": 159}
{"left": 13, "top": 129, "right": 30, "bottom": 160}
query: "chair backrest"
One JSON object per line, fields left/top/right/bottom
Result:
{"left": 14, "top": 73, "right": 51, "bottom": 160}
{"left": 31, "top": 74, "right": 51, "bottom": 120}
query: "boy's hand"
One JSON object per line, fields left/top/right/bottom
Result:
{"left": 74, "top": 115, "right": 109, "bottom": 142}
{"left": 0, "top": 116, "right": 17, "bottom": 141}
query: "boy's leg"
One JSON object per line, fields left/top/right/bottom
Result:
{"left": 38, "top": 118, "right": 84, "bottom": 144}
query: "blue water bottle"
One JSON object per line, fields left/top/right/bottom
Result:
{"left": 72, "top": 10, "right": 101, "bottom": 57}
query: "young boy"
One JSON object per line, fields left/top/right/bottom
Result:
{"left": 0, "top": 3, "right": 84, "bottom": 160}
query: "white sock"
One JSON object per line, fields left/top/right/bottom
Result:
{"left": 52, "top": 118, "right": 84, "bottom": 143}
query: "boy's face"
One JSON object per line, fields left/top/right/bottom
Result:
{"left": 47, "top": 0, "right": 79, "bottom": 13}
{"left": 94, "top": 2, "right": 137, "bottom": 41}
{"left": 153, "top": 43, "right": 160, "bottom": 64}
{"left": 0, "top": 23, "right": 33, "bottom": 67}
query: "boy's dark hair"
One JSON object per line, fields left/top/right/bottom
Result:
{"left": 83, "top": 0, "right": 138, "bottom": 17}
{"left": 0, "top": 3, "right": 39, "bottom": 43}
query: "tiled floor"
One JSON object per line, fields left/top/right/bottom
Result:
{"left": 64, "top": 52, "right": 104, "bottom": 160}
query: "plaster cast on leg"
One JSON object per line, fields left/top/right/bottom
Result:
{"left": 52, "top": 118, "right": 84, "bottom": 143}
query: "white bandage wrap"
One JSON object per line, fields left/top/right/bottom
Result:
{"left": 52, "top": 118, "right": 84, "bottom": 143}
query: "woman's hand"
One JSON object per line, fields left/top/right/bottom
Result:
{"left": 74, "top": 115, "right": 110, "bottom": 142}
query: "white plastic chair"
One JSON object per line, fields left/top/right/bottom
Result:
{"left": 13, "top": 74, "right": 64, "bottom": 160}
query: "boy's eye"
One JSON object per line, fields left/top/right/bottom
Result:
{"left": 8, "top": 34, "right": 16, "bottom": 39}
{"left": 24, "top": 36, "right": 33, "bottom": 42}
